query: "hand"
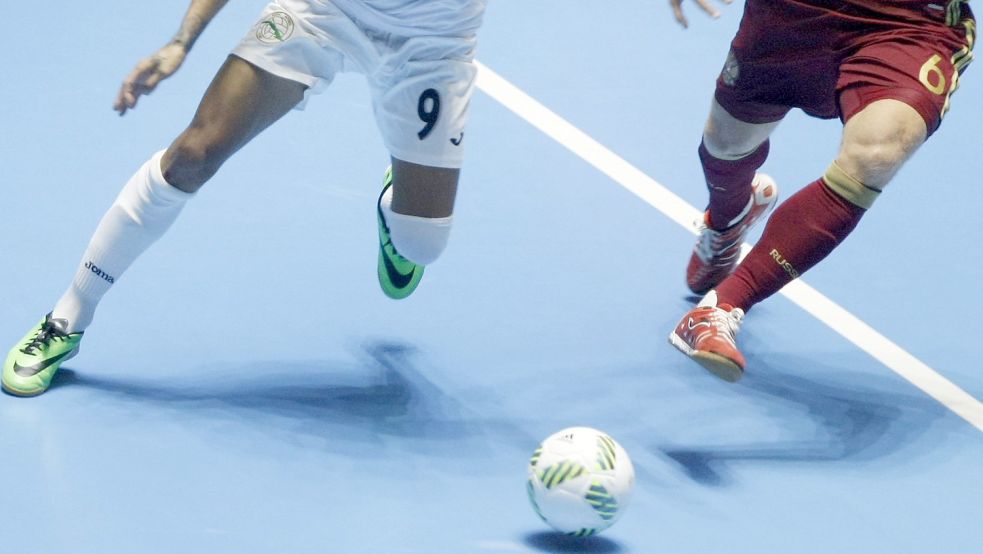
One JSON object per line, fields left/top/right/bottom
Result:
{"left": 113, "top": 42, "right": 188, "bottom": 115}
{"left": 670, "top": 0, "right": 732, "bottom": 29}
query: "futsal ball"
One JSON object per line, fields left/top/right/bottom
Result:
{"left": 526, "top": 427, "right": 635, "bottom": 537}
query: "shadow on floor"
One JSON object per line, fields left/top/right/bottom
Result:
{"left": 523, "top": 530, "right": 624, "bottom": 553}
{"left": 53, "top": 340, "right": 513, "bottom": 463}
{"left": 656, "top": 353, "right": 954, "bottom": 487}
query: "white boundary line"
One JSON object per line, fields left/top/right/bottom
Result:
{"left": 475, "top": 61, "right": 983, "bottom": 433}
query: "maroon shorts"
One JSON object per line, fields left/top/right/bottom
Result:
{"left": 715, "top": 0, "right": 975, "bottom": 134}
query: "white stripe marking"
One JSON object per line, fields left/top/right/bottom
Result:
{"left": 475, "top": 61, "right": 983, "bottom": 433}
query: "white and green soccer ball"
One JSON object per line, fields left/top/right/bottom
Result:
{"left": 526, "top": 427, "right": 635, "bottom": 537}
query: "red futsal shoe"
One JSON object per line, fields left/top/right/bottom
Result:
{"left": 668, "top": 291, "right": 746, "bottom": 382}
{"left": 686, "top": 174, "right": 778, "bottom": 294}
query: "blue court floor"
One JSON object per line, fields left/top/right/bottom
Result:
{"left": 2, "top": 2, "right": 982, "bottom": 553}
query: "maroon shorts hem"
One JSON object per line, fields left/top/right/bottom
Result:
{"left": 714, "top": 84, "right": 791, "bottom": 125}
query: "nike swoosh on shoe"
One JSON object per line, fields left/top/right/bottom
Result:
{"left": 381, "top": 247, "right": 415, "bottom": 289}
{"left": 13, "top": 350, "right": 74, "bottom": 377}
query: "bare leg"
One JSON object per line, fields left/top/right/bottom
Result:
{"left": 49, "top": 56, "right": 308, "bottom": 333}
{"left": 713, "top": 99, "right": 930, "bottom": 313}
{"left": 389, "top": 158, "right": 459, "bottom": 218}
{"left": 163, "top": 55, "right": 308, "bottom": 192}
{"left": 835, "top": 99, "right": 927, "bottom": 191}
{"left": 672, "top": 99, "right": 932, "bottom": 380}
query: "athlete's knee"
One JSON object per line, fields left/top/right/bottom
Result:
{"left": 702, "top": 101, "right": 775, "bottom": 160}
{"left": 838, "top": 99, "right": 927, "bottom": 189}
{"left": 161, "top": 131, "right": 230, "bottom": 193}
{"left": 836, "top": 135, "right": 917, "bottom": 189}
{"left": 702, "top": 126, "right": 767, "bottom": 160}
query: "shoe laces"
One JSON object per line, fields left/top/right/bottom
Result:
{"left": 694, "top": 218, "right": 742, "bottom": 262}
{"left": 21, "top": 320, "right": 69, "bottom": 355}
{"left": 706, "top": 305, "right": 744, "bottom": 344}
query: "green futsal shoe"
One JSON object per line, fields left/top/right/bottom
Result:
{"left": 2, "top": 314, "right": 83, "bottom": 397}
{"left": 377, "top": 167, "right": 424, "bottom": 299}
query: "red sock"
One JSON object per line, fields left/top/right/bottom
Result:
{"left": 700, "top": 139, "right": 770, "bottom": 230}
{"left": 715, "top": 179, "right": 866, "bottom": 311}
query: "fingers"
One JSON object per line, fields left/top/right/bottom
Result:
{"left": 670, "top": 0, "right": 689, "bottom": 28}
{"left": 143, "top": 72, "right": 165, "bottom": 90}
{"left": 113, "top": 57, "right": 159, "bottom": 115}
{"left": 695, "top": 0, "right": 722, "bottom": 19}
{"left": 114, "top": 80, "right": 144, "bottom": 115}
{"left": 114, "top": 81, "right": 144, "bottom": 114}
{"left": 113, "top": 79, "right": 136, "bottom": 115}
{"left": 113, "top": 91, "right": 129, "bottom": 115}
{"left": 672, "top": 0, "right": 728, "bottom": 28}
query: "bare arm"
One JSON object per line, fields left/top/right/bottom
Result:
{"left": 114, "top": 0, "right": 231, "bottom": 115}
{"left": 670, "top": 0, "right": 732, "bottom": 29}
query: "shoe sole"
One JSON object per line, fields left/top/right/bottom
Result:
{"left": 668, "top": 332, "right": 744, "bottom": 383}
{"left": 2, "top": 381, "right": 47, "bottom": 397}
{"left": 690, "top": 351, "right": 744, "bottom": 383}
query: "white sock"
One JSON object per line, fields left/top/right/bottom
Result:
{"left": 379, "top": 186, "right": 453, "bottom": 265}
{"left": 52, "top": 150, "right": 193, "bottom": 332}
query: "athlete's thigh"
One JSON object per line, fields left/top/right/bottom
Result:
{"left": 185, "top": 0, "right": 345, "bottom": 153}
{"left": 837, "top": 5, "right": 974, "bottom": 136}
{"left": 182, "top": 55, "right": 306, "bottom": 155}
{"left": 835, "top": 8, "right": 974, "bottom": 188}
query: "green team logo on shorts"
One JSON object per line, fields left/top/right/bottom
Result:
{"left": 256, "top": 12, "right": 295, "bottom": 44}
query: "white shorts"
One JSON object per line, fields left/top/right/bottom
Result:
{"left": 231, "top": 0, "right": 478, "bottom": 168}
